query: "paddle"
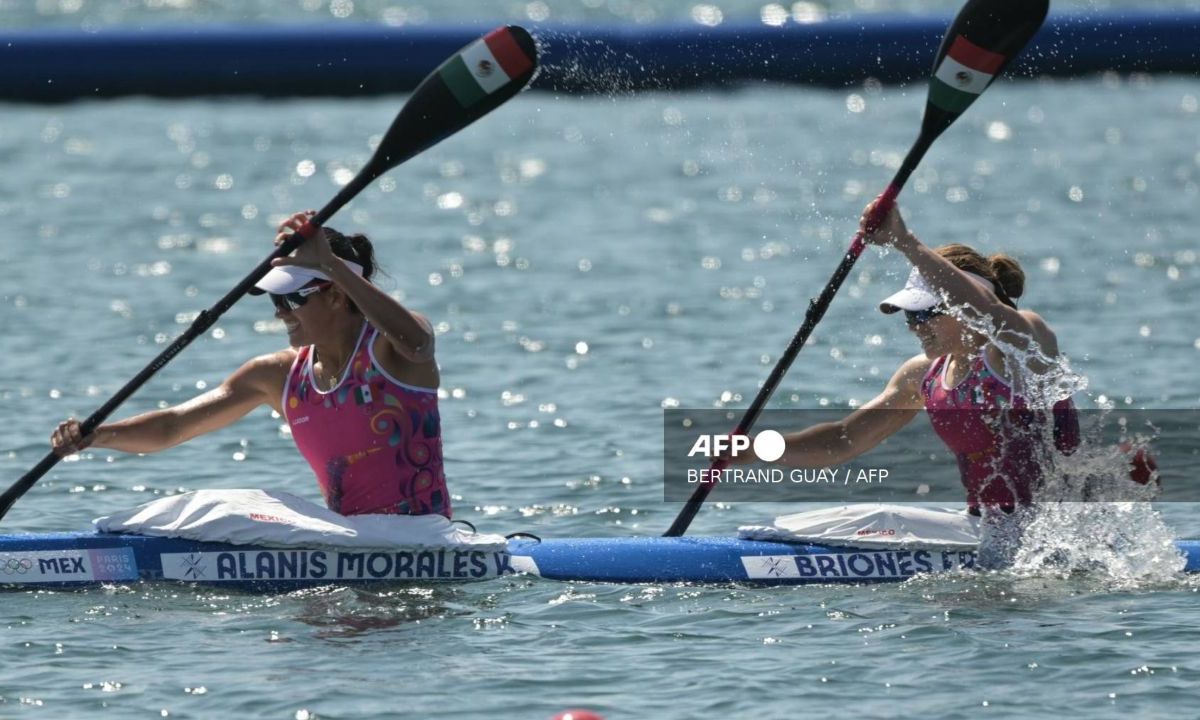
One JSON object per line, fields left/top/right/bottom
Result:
{"left": 0, "top": 26, "right": 539, "bottom": 522}
{"left": 664, "top": 0, "right": 1049, "bottom": 537}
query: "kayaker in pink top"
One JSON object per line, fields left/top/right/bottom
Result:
{"left": 745, "top": 199, "right": 1083, "bottom": 566}
{"left": 283, "top": 324, "right": 448, "bottom": 517}
{"left": 51, "top": 210, "right": 449, "bottom": 518}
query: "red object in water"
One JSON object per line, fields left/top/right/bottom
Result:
{"left": 551, "top": 711, "right": 605, "bottom": 720}
{"left": 1130, "top": 447, "right": 1158, "bottom": 486}
{"left": 1119, "top": 441, "right": 1159, "bottom": 486}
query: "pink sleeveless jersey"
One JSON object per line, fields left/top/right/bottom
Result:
{"left": 283, "top": 324, "right": 450, "bottom": 518}
{"left": 922, "top": 353, "right": 1080, "bottom": 510}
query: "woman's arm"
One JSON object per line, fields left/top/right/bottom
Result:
{"left": 775, "top": 355, "right": 929, "bottom": 467}
{"left": 864, "top": 201, "right": 1063, "bottom": 369}
{"left": 323, "top": 256, "right": 436, "bottom": 365}
{"left": 51, "top": 351, "right": 291, "bottom": 456}
{"left": 275, "top": 211, "right": 436, "bottom": 365}
{"left": 869, "top": 203, "right": 1026, "bottom": 323}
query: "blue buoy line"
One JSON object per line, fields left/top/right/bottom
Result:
{"left": 1, "top": 11, "right": 1198, "bottom": 102}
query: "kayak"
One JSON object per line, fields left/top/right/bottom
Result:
{"left": 0, "top": 532, "right": 516, "bottom": 592}
{"left": 4, "top": 531, "right": 1200, "bottom": 591}
{"left": 517, "top": 536, "right": 1200, "bottom": 584}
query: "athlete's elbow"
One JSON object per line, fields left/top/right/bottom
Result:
{"left": 402, "top": 341, "right": 436, "bottom": 364}
{"left": 392, "top": 331, "right": 436, "bottom": 364}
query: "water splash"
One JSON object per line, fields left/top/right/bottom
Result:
{"left": 942, "top": 297, "right": 1087, "bottom": 407}
{"left": 531, "top": 30, "right": 645, "bottom": 97}
{"left": 937, "top": 296, "right": 1181, "bottom": 583}
{"left": 1012, "top": 502, "right": 1185, "bottom": 586}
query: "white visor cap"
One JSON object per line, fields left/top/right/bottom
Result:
{"left": 878, "top": 266, "right": 996, "bottom": 314}
{"left": 251, "top": 260, "right": 364, "bottom": 295}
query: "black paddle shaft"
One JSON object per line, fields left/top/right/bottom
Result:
{"left": 0, "top": 26, "right": 538, "bottom": 522}
{"left": 662, "top": 137, "right": 932, "bottom": 539}
{"left": 664, "top": 0, "right": 1048, "bottom": 537}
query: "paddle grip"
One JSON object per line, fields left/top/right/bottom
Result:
{"left": 849, "top": 183, "right": 901, "bottom": 257}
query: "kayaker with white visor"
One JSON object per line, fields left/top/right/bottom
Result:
{"left": 752, "top": 199, "right": 1081, "bottom": 567}
{"left": 50, "top": 210, "right": 450, "bottom": 518}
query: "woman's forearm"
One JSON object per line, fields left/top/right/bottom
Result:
{"left": 892, "top": 232, "right": 995, "bottom": 312}
{"left": 324, "top": 257, "right": 434, "bottom": 361}
{"left": 90, "top": 410, "right": 185, "bottom": 454}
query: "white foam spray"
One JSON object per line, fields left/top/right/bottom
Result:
{"left": 938, "top": 294, "right": 1184, "bottom": 585}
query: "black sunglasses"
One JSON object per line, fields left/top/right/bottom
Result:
{"left": 270, "top": 282, "right": 332, "bottom": 312}
{"left": 903, "top": 307, "right": 944, "bottom": 327}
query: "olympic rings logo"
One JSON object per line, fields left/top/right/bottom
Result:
{"left": 1, "top": 557, "right": 34, "bottom": 575}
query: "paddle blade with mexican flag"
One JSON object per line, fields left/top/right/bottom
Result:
{"left": 921, "top": 0, "right": 1048, "bottom": 137}
{"left": 350, "top": 25, "right": 538, "bottom": 194}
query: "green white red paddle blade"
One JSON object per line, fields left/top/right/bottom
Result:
{"left": 921, "top": 0, "right": 1049, "bottom": 136}
{"left": 366, "top": 25, "right": 538, "bottom": 181}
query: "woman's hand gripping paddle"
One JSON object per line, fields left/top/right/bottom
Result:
{"left": 664, "top": 0, "right": 1049, "bottom": 537}
{"left": 0, "top": 26, "right": 539, "bottom": 522}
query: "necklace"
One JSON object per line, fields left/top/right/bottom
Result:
{"left": 312, "top": 322, "right": 366, "bottom": 391}
{"left": 314, "top": 350, "right": 352, "bottom": 391}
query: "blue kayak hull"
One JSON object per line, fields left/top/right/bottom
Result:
{"left": 510, "top": 537, "right": 1200, "bottom": 585}
{"left": 508, "top": 536, "right": 983, "bottom": 585}
{"left": 3, "top": 532, "right": 1198, "bottom": 591}
{"left": 0, "top": 532, "right": 516, "bottom": 592}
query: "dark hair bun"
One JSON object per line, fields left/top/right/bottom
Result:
{"left": 324, "top": 227, "right": 376, "bottom": 281}
{"left": 988, "top": 253, "right": 1025, "bottom": 300}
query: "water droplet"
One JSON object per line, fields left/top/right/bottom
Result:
{"left": 691, "top": 4, "right": 723, "bottom": 26}
{"left": 986, "top": 121, "right": 1011, "bottom": 141}
{"left": 761, "top": 4, "right": 788, "bottom": 26}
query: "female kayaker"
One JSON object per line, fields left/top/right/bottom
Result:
{"left": 50, "top": 210, "right": 450, "bottom": 518}
{"left": 761, "top": 199, "right": 1079, "bottom": 567}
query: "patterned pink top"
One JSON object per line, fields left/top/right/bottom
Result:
{"left": 922, "top": 353, "right": 1079, "bottom": 510}
{"left": 283, "top": 324, "right": 450, "bottom": 518}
